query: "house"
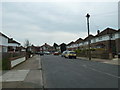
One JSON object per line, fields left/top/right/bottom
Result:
{"left": 66, "top": 41, "right": 75, "bottom": 51}
{"left": 90, "top": 28, "right": 118, "bottom": 54}
{"left": 34, "top": 46, "right": 41, "bottom": 53}
{"left": 20, "top": 46, "right": 26, "bottom": 52}
{"left": 79, "top": 35, "right": 94, "bottom": 50}
{"left": 0, "top": 32, "right": 9, "bottom": 52}
{"left": 66, "top": 27, "right": 119, "bottom": 58}
{"left": 8, "top": 38, "right": 21, "bottom": 52}
{"left": 74, "top": 38, "right": 83, "bottom": 49}
{"left": 71, "top": 28, "right": 118, "bottom": 54}
{"left": 115, "top": 29, "right": 120, "bottom": 54}
{"left": 40, "top": 43, "right": 53, "bottom": 53}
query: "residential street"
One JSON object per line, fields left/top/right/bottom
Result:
{"left": 41, "top": 55, "right": 119, "bottom": 88}
{"left": 1, "top": 1, "right": 119, "bottom": 90}
{"left": 1, "top": 55, "right": 119, "bottom": 89}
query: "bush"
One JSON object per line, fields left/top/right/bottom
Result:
{"left": 75, "top": 49, "right": 81, "bottom": 53}
{"left": 2, "top": 53, "right": 11, "bottom": 70}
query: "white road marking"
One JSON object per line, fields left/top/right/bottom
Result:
{"left": 82, "top": 65, "right": 119, "bottom": 78}
{"left": 89, "top": 68, "right": 119, "bottom": 78}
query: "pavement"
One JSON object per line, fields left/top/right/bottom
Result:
{"left": 77, "top": 56, "right": 120, "bottom": 65}
{"left": 1, "top": 55, "right": 43, "bottom": 89}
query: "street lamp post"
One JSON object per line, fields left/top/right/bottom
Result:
{"left": 86, "top": 13, "right": 91, "bottom": 60}
{"left": 109, "top": 33, "right": 113, "bottom": 59}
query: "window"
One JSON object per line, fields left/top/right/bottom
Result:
{"left": 99, "top": 37, "right": 102, "bottom": 40}
{"left": 119, "top": 32, "right": 120, "bottom": 38}
{"left": 93, "top": 39, "right": 96, "bottom": 43}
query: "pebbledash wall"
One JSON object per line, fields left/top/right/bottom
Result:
{"left": 0, "top": 32, "right": 21, "bottom": 53}
{"left": 0, "top": 32, "right": 9, "bottom": 52}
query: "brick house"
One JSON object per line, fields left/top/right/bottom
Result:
{"left": 73, "top": 38, "right": 83, "bottom": 50}
{"left": 66, "top": 38, "right": 84, "bottom": 51}
{"left": 90, "top": 28, "right": 118, "bottom": 54}
{"left": 66, "top": 28, "right": 119, "bottom": 58}
{"left": 66, "top": 41, "right": 75, "bottom": 51}
{"left": 115, "top": 29, "right": 120, "bottom": 54}
{"left": 80, "top": 35, "right": 94, "bottom": 49}
{"left": 34, "top": 46, "right": 41, "bottom": 53}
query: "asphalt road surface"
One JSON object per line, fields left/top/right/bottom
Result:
{"left": 41, "top": 55, "right": 119, "bottom": 88}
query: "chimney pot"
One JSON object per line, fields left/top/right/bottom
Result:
{"left": 97, "top": 30, "right": 100, "bottom": 34}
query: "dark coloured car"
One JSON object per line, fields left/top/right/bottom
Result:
{"left": 36, "top": 52, "right": 44, "bottom": 55}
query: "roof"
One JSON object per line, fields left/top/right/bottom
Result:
{"left": 53, "top": 43, "right": 59, "bottom": 47}
{"left": 59, "top": 43, "right": 66, "bottom": 46}
{"left": 95, "top": 28, "right": 117, "bottom": 37}
{"left": 8, "top": 38, "right": 21, "bottom": 45}
{"left": 0, "top": 32, "right": 21, "bottom": 45}
{"left": 20, "top": 46, "right": 26, "bottom": 49}
{"left": 41, "top": 43, "right": 52, "bottom": 47}
{"left": 74, "top": 38, "right": 83, "bottom": 44}
{"left": 84, "top": 35, "right": 94, "bottom": 41}
{"left": 0, "top": 32, "right": 9, "bottom": 39}
{"left": 117, "top": 29, "right": 120, "bottom": 32}
{"left": 67, "top": 41, "right": 75, "bottom": 46}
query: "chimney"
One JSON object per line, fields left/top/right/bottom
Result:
{"left": 10, "top": 38, "right": 13, "bottom": 40}
{"left": 97, "top": 30, "right": 100, "bottom": 34}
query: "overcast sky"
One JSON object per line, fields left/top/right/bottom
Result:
{"left": 1, "top": 0, "right": 118, "bottom": 46}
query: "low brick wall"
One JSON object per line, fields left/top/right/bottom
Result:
{"left": 2, "top": 52, "right": 26, "bottom": 70}
{"left": 77, "top": 50, "right": 109, "bottom": 59}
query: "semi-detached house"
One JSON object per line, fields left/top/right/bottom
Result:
{"left": 8, "top": 38, "right": 21, "bottom": 52}
{"left": 0, "top": 32, "right": 22, "bottom": 53}
{"left": 66, "top": 28, "right": 120, "bottom": 55}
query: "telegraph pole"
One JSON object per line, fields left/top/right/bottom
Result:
{"left": 86, "top": 13, "right": 91, "bottom": 60}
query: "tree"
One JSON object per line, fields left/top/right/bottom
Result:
{"left": 53, "top": 43, "right": 59, "bottom": 50}
{"left": 24, "top": 39, "right": 31, "bottom": 48}
{"left": 24, "top": 39, "right": 31, "bottom": 59}
{"left": 60, "top": 43, "right": 66, "bottom": 53}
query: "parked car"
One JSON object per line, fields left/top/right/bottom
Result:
{"left": 54, "top": 52, "right": 60, "bottom": 55}
{"left": 61, "top": 51, "right": 67, "bottom": 57}
{"left": 63, "top": 51, "right": 76, "bottom": 59}
{"left": 36, "top": 52, "right": 44, "bottom": 55}
{"left": 44, "top": 51, "right": 50, "bottom": 55}
{"left": 39, "top": 52, "right": 44, "bottom": 56}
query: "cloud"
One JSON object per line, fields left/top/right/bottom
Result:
{"left": 2, "top": 0, "right": 119, "bottom": 2}
{"left": 2, "top": 2, "right": 118, "bottom": 46}
{"left": 19, "top": 31, "right": 87, "bottom": 46}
